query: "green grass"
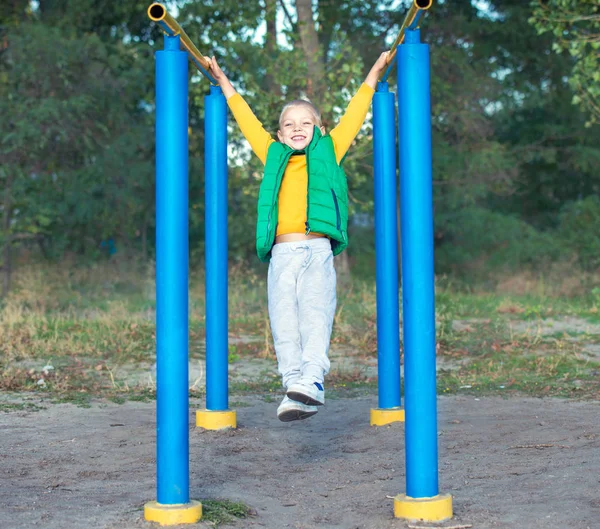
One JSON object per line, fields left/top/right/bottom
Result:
{"left": 200, "top": 499, "right": 254, "bottom": 527}
{"left": 1, "top": 261, "right": 599, "bottom": 404}
{"left": 0, "top": 401, "right": 45, "bottom": 413}
{"left": 126, "top": 389, "right": 156, "bottom": 402}
{"left": 229, "top": 379, "right": 282, "bottom": 395}
{"left": 438, "top": 353, "right": 598, "bottom": 398}
{"left": 51, "top": 391, "right": 93, "bottom": 407}
{"left": 229, "top": 400, "right": 251, "bottom": 408}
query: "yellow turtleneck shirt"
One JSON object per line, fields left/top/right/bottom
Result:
{"left": 227, "top": 83, "right": 375, "bottom": 237}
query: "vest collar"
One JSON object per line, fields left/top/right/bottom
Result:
{"left": 278, "top": 126, "right": 323, "bottom": 155}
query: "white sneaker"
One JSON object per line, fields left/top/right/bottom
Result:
{"left": 287, "top": 381, "right": 325, "bottom": 406}
{"left": 277, "top": 396, "right": 318, "bottom": 422}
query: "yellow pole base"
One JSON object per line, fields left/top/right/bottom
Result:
{"left": 370, "top": 407, "right": 405, "bottom": 426}
{"left": 144, "top": 500, "right": 202, "bottom": 525}
{"left": 394, "top": 493, "right": 452, "bottom": 521}
{"left": 196, "top": 409, "right": 237, "bottom": 430}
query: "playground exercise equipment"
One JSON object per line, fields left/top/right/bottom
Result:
{"left": 144, "top": 3, "right": 235, "bottom": 525}
{"left": 147, "top": 2, "right": 216, "bottom": 83}
{"left": 144, "top": 0, "right": 451, "bottom": 524}
{"left": 370, "top": 0, "right": 432, "bottom": 425}
{"left": 371, "top": 0, "right": 453, "bottom": 521}
{"left": 389, "top": 1, "right": 433, "bottom": 56}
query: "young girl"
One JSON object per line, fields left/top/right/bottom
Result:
{"left": 209, "top": 51, "right": 390, "bottom": 422}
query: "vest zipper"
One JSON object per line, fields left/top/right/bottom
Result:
{"left": 305, "top": 147, "right": 311, "bottom": 235}
{"left": 266, "top": 153, "right": 293, "bottom": 240}
{"left": 331, "top": 189, "right": 341, "bottom": 232}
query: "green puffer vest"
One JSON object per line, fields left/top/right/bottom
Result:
{"left": 255, "top": 127, "right": 349, "bottom": 262}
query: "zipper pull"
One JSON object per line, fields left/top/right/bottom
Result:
{"left": 305, "top": 222, "right": 311, "bottom": 235}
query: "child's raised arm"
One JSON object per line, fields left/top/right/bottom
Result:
{"left": 329, "top": 51, "right": 392, "bottom": 163}
{"left": 207, "top": 56, "right": 274, "bottom": 164}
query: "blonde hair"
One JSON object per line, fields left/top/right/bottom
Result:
{"left": 278, "top": 99, "right": 322, "bottom": 128}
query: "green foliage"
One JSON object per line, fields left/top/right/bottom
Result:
{"left": 1, "top": 12, "right": 154, "bottom": 261}
{"left": 530, "top": 0, "right": 600, "bottom": 126}
{"left": 1, "top": 0, "right": 599, "bottom": 281}
{"left": 489, "top": 1, "right": 600, "bottom": 232}
{"left": 435, "top": 207, "right": 560, "bottom": 279}
{"left": 557, "top": 196, "right": 600, "bottom": 270}
{"left": 2, "top": 24, "right": 107, "bottom": 251}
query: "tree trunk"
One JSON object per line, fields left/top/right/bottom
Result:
{"left": 397, "top": 186, "right": 402, "bottom": 285}
{"left": 335, "top": 252, "right": 350, "bottom": 286}
{"left": 2, "top": 173, "right": 13, "bottom": 297}
{"left": 265, "top": 0, "right": 281, "bottom": 97}
{"left": 295, "top": 0, "right": 351, "bottom": 280}
{"left": 295, "top": 0, "right": 325, "bottom": 103}
{"left": 141, "top": 217, "right": 148, "bottom": 260}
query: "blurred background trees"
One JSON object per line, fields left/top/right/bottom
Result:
{"left": 530, "top": 0, "right": 600, "bottom": 126}
{"left": 1, "top": 0, "right": 599, "bottom": 293}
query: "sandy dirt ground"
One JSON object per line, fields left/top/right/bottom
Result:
{"left": 1, "top": 394, "right": 599, "bottom": 529}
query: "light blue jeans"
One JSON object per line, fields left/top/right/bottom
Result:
{"left": 268, "top": 238, "right": 337, "bottom": 389}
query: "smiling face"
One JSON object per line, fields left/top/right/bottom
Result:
{"left": 277, "top": 103, "right": 325, "bottom": 150}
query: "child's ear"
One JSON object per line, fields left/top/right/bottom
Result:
{"left": 277, "top": 130, "right": 283, "bottom": 142}
{"left": 319, "top": 125, "right": 326, "bottom": 135}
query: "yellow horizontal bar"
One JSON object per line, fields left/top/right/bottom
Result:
{"left": 148, "top": 3, "right": 216, "bottom": 83}
{"left": 385, "top": 0, "right": 433, "bottom": 71}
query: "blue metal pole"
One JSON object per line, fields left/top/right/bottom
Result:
{"left": 398, "top": 29, "right": 438, "bottom": 498}
{"left": 205, "top": 85, "right": 229, "bottom": 411}
{"left": 373, "top": 82, "right": 401, "bottom": 410}
{"left": 155, "top": 35, "right": 190, "bottom": 505}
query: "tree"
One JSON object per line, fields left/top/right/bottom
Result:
{"left": 4, "top": 0, "right": 595, "bottom": 283}
{"left": 178, "top": 0, "right": 536, "bottom": 268}
{"left": 482, "top": 1, "right": 600, "bottom": 227}
{"left": 530, "top": 0, "right": 600, "bottom": 126}
{"left": 1, "top": 24, "right": 118, "bottom": 291}
{"left": 0, "top": 1, "right": 155, "bottom": 293}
